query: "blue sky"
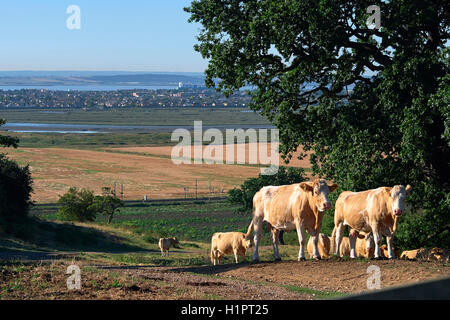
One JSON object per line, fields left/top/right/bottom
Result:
{"left": 0, "top": 1, "right": 207, "bottom": 72}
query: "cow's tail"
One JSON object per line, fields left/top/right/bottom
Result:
{"left": 245, "top": 219, "right": 254, "bottom": 239}
{"left": 330, "top": 226, "right": 337, "bottom": 254}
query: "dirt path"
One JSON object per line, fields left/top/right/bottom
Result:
{"left": 1, "top": 254, "right": 449, "bottom": 300}
{"left": 171, "top": 259, "right": 450, "bottom": 294}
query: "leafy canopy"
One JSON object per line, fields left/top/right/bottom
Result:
{"left": 187, "top": 0, "right": 450, "bottom": 248}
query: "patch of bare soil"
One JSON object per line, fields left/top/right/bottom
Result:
{"left": 178, "top": 259, "right": 450, "bottom": 295}
{"left": 1, "top": 258, "right": 448, "bottom": 300}
{"left": 0, "top": 261, "right": 312, "bottom": 300}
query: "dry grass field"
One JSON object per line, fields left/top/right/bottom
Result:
{"left": 1, "top": 147, "right": 255, "bottom": 202}
{"left": 1, "top": 142, "right": 311, "bottom": 203}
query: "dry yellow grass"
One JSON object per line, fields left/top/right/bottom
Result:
{"left": 107, "top": 142, "right": 311, "bottom": 167}
{"left": 2, "top": 144, "right": 311, "bottom": 203}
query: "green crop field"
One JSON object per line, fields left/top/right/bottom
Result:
{"left": 31, "top": 199, "right": 332, "bottom": 246}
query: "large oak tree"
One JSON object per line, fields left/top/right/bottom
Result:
{"left": 186, "top": 0, "right": 450, "bottom": 248}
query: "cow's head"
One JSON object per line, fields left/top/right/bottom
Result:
{"left": 385, "top": 185, "right": 412, "bottom": 217}
{"left": 171, "top": 237, "right": 179, "bottom": 245}
{"left": 300, "top": 179, "right": 338, "bottom": 212}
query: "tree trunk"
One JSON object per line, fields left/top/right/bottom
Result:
{"left": 108, "top": 212, "right": 114, "bottom": 224}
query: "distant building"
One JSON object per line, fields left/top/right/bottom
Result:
{"left": 178, "top": 82, "right": 183, "bottom": 89}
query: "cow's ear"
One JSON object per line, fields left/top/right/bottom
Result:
{"left": 384, "top": 187, "right": 393, "bottom": 197}
{"left": 405, "top": 185, "right": 412, "bottom": 196}
{"left": 299, "top": 182, "right": 314, "bottom": 193}
{"left": 328, "top": 183, "right": 338, "bottom": 192}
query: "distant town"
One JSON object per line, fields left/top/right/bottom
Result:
{"left": 0, "top": 86, "right": 253, "bottom": 108}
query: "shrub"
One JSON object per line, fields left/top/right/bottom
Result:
{"left": 57, "top": 187, "right": 96, "bottom": 222}
{"left": 0, "top": 154, "right": 33, "bottom": 220}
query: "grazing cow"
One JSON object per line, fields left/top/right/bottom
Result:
{"left": 158, "top": 237, "right": 179, "bottom": 256}
{"left": 246, "top": 179, "right": 338, "bottom": 261}
{"left": 307, "top": 233, "right": 331, "bottom": 258}
{"left": 210, "top": 232, "right": 253, "bottom": 265}
{"left": 331, "top": 185, "right": 411, "bottom": 259}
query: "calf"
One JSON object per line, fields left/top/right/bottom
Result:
{"left": 307, "top": 233, "right": 331, "bottom": 258}
{"left": 210, "top": 232, "right": 253, "bottom": 265}
{"left": 401, "top": 248, "right": 449, "bottom": 262}
{"left": 159, "top": 237, "right": 179, "bottom": 256}
{"left": 331, "top": 229, "right": 375, "bottom": 258}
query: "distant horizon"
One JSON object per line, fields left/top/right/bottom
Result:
{"left": 0, "top": 1, "right": 207, "bottom": 71}
{"left": 0, "top": 70, "right": 206, "bottom": 75}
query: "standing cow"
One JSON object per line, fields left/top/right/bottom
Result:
{"left": 331, "top": 185, "right": 411, "bottom": 259}
{"left": 246, "top": 179, "right": 338, "bottom": 261}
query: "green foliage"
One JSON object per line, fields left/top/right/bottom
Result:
{"left": 57, "top": 187, "right": 96, "bottom": 222}
{"left": 187, "top": 0, "right": 450, "bottom": 249}
{"left": 0, "top": 119, "right": 19, "bottom": 148}
{"left": 90, "top": 188, "right": 124, "bottom": 224}
{"left": 227, "top": 166, "right": 307, "bottom": 213}
{"left": 0, "top": 119, "right": 32, "bottom": 221}
{"left": 0, "top": 155, "right": 33, "bottom": 221}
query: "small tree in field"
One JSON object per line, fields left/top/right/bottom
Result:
{"left": 57, "top": 187, "right": 96, "bottom": 222}
{"left": 91, "top": 187, "right": 124, "bottom": 224}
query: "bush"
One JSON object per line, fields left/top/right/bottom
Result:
{"left": 0, "top": 154, "right": 33, "bottom": 220}
{"left": 57, "top": 187, "right": 96, "bottom": 222}
{"left": 228, "top": 166, "right": 307, "bottom": 213}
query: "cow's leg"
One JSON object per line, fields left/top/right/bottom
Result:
{"left": 252, "top": 217, "right": 264, "bottom": 262}
{"left": 296, "top": 223, "right": 307, "bottom": 261}
{"left": 335, "top": 222, "right": 345, "bottom": 257}
{"left": 234, "top": 249, "right": 239, "bottom": 264}
{"left": 349, "top": 232, "right": 357, "bottom": 259}
{"left": 310, "top": 232, "right": 321, "bottom": 260}
{"left": 271, "top": 228, "right": 281, "bottom": 261}
{"left": 386, "top": 235, "right": 395, "bottom": 259}
{"left": 211, "top": 250, "right": 217, "bottom": 265}
{"left": 372, "top": 228, "right": 382, "bottom": 259}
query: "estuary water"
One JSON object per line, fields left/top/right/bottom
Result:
{"left": 2, "top": 122, "right": 274, "bottom": 133}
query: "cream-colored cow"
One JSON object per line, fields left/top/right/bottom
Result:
{"left": 307, "top": 233, "right": 331, "bottom": 258}
{"left": 401, "top": 248, "right": 449, "bottom": 262}
{"left": 332, "top": 185, "right": 411, "bottom": 259}
{"left": 158, "top": 237, "right": 179, "bottom": 256}
{"left": 246, "top": 179, "right": 338, "bottom": 261}
{"left": 210, "top": 232, "right": 253, "bottom": 265}
{"left": 326, "top": 228, "right": 375, "bottom": 258}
